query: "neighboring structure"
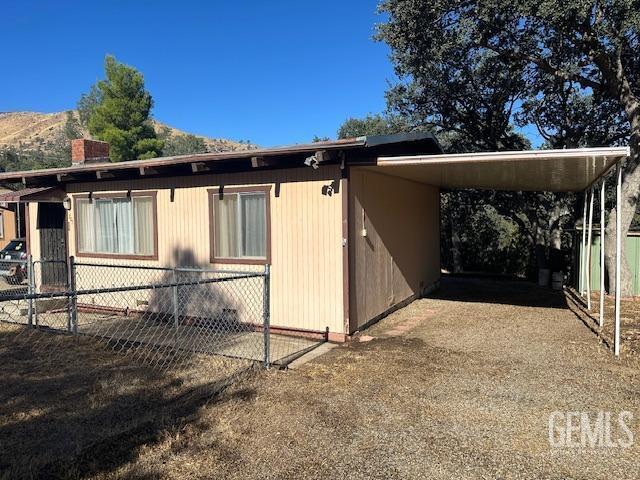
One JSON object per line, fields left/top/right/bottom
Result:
{"left": 0, "top": 188, "right": 21, "bottom": 249}
{"left": 575, "top": 228, "right": 640, "bottom": 296}
{"left": 0, "top": 206, "right": 17, "bottom": 249}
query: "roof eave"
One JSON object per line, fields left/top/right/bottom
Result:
{"left": 0, "top": 132, "right": 441, "bottom": 186}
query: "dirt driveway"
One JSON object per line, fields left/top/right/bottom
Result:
{"left": 3, "top": 277, "right": 640, "bottom": 479}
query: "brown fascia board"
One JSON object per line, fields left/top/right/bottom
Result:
{"left": 0, "top": 132, "right": 441, "bottom": 185}
{"left": 0, "top": 138, "right": 367, "bottom": 184}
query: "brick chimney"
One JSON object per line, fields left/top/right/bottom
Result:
{"left": 71, "top": 139, "right": 110, "bottom": 165}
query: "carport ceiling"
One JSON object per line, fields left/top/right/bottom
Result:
{"left": 369, "top": 147, "right": 629, "bottom": 192}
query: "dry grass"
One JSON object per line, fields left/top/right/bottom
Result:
{"left": 575, "top": 290, "right": 640, "bottom": 355}
{"left": 0, "top": 325, "right": 260, "bottom": 479}
{"left": 3, "top": 277, "right": 640, "bottom": 479}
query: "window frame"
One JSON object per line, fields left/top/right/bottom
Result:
{"left": 208, "top": 186, "right": 271, "bottom": 265}
{"left": 73, "top": 191, "right": 159, "bottom": 260}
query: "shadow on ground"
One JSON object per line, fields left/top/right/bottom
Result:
{"left": 433, "top": 274, "right": 569, "bottom": 309}
{"left": 0, "top": 327, "right": 259, "bottom": 479}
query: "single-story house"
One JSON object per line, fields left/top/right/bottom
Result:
{"left": 0, "top": 134, "right": 442, "bottom": 341}
{"left": 0, "top": 136, "right": 629, "bottom": 347}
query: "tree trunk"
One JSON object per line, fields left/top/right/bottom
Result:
{"left": 549, "top": 222, "right": 564, "bottom": 272}
{"left": 604, "top": 68, "right": 640, "bottom": 296}
{"left": 534, "top": 223, "right": 548, "bottom": 270}
{"left": 605, "top": 136, "right": 639, "bottom": 296}
{"left": 450, "top": 216, "right": 464, "bottom": 274}
{"left": 548, "top": 207, "right": 564, "bottom": 272}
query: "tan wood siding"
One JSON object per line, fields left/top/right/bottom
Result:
{"left": 60, "top": 166, "right": 345, "bottom": 334}
{"left": 349, "top": 168, "right": 440, "bottom": 332}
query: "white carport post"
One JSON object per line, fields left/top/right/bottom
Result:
{"left": 580, "top": 192, "right": 588, "bottom": 296}
{"left": 599, "top": 180, "right": 605, "bottom": 328}
{"left": 585, "top": 188, "right": 595, "bottom": 310}
{"left": 614, "top": 163, "right": 622, "bottom": 356}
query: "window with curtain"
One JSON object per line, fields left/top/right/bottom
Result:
{"left": 213, "top": 191, "right": 267, "bottom": 260}
{"left": 75, "top": 195, "right": 155, "bottom": 256}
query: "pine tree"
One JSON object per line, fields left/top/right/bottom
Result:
{"left": 81, "top": 56, "right": 163, "bottom": 161}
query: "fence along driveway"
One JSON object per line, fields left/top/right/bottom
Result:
{"left": 0, "top": 259, "right": 317, "bottom": 377}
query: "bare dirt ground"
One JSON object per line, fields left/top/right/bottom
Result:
{"left": 2, "top": 277, "right": 640, "bottom": 479}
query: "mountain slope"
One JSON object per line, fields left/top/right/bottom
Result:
{"left": 0, "top": 111, "right": 250, "bottom": 155}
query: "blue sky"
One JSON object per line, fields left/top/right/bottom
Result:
{"left": 2, "top": 0, "right": 541, "bottom": 148}
{"left": 2, "top": 0, "right": 397, "bottom": 146}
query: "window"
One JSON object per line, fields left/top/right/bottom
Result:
{"left": 75, "top": 193, "right": 156, "bottom": 258}
{"left": 210, "top": 187, "right": 270, "bottom": 264}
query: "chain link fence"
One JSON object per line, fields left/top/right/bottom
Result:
{"left": 0, "top": 258, "right": 28, "bottom": 294}
{"left": 0, "top": 256, "right": 323, "bottom": 375}
{"left": 0, "top": 257, "right": 326, "bottom": 477}
{"left": 0, "top": 258, "right": 274, "bottom": 373}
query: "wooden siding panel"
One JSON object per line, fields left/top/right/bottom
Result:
{"left": 63, "top": 166, "right": 345, "bottom": 334}
{"left": 350, "top": 168, "right": 440, "bottom": 331}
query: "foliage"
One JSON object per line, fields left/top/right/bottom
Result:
{"left": 158, "top": 127, "right": 208, "bottom": 156}
{"left": 77, "top": 85, "right": 101, "bottom": 129}
{"left": 81, "top": 55, "right": 163, "bottom": 162}
{"left": 47, "top": 111, "right": 82, "bottom": 163}
{"left": 337, "top": 114, "right": 414, "bottom": 139}
{"left": 0, "top": 147, "right": 69, "bottom": 173}
{"left": 440, "top": 199, "right": 534, "bottom": 277}
{"left": 377, "top": 0, "right": 640, "bottom": 292}
{"left": 517, "top": 83, "right": 629, "bottom": 149}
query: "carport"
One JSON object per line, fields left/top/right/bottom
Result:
{"left": 364, "top": 146, "right": 630, "bottom": 355}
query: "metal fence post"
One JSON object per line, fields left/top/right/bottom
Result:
{"left": 263, "top": 264, "right": 271, "bottom": 368}
{"left": 27, "top": 255, "right": 34, "bottom": 328}
{"left": 172, "top": 268, "right": 179, "bottom": 348}
{"left": 68, "top": 256, "right": 78, "bottom": 334}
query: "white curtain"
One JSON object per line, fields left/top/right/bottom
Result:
{"left": 94, "top": 199, "right": 116, "bottom": 253}
{"left": 215, "top": 194, "right": 238, "bottom": 257}
{"left": 76, "top": 199, "right": 95, "bottom": 252}
{"left": 241, "top": 194, "right": 266, "bottom": 257}
{"left": 133, "top": 197, "right": 153, "bottom": 255}
{"left": 113, "top": 199, "right": 133, "bottom": 254}
{"left": 76, "top": 196, "right": 154, "bottom": 255}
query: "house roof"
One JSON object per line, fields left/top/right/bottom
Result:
{"left": 0, "top": 187, "right": 65, "bottom": 202}
{"left": 366, "top": 147, "right": 630, "bottom": 192}
{"left": 0, "top": 132, "right": 442, "bottom": 187}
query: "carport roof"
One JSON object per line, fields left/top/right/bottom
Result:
{"left": 368, "top": 147, "right": 630, "bottom": 192}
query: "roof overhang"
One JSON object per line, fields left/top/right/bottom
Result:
{"left": 0, "top": 187, "right": 66, "bottom": 203}
{"left": 0, "top": 132, "right": 442, "bottom": 188}
{"left": 366, "top": 147, "right": 630, "bottom": 192}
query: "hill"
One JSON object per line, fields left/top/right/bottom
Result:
{"left": 0, "top": 111, "right": 252, "bottom": 157}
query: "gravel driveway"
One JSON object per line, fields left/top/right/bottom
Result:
{"left": 4, "top": 276, "right": 640, "bottom": 479}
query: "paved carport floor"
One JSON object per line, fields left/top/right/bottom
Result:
{"left": 111, "top": 276, "right": 640, "bottom": 480}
